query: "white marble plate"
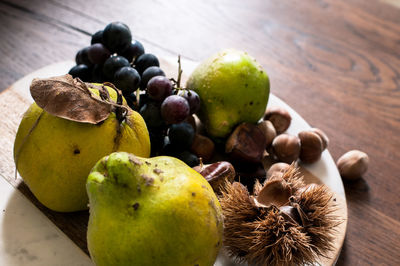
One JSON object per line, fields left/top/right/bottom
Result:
{"left": 0, "top": 58, "right": 346, "bottom": 266}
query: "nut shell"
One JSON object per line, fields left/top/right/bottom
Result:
{"left": 337, "top": 150, "right": 369, "bottom": 180}
{"left": 266, "top": 162, "right": 290, "bottom": 179}
{"left": 256, "top": 178, "right": 291, "bottom": 207}
{"left": 190, "top": 134, "right": 215, "bottom": 162}
{"left": 310, "top": 128, "right": 329, "bottom": 150}
{"left": 225, "top": 123, "right": 267, "bottom": 163}
{"left": 257, "top": 120, "right": 277, "bottom": 147}
{"left": 194, "top": 161, "right": 235, "bottom": 193}
{"left": 271, "top": 134, "right": 301, "bottom": 164}
{"left": 298, "top": 131, "right": 323, "bottom": 164}
{"left": 264, "top": 106, "right": 292, "bottom": 134}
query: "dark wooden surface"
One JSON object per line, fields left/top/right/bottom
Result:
{"left": 1, "top": 0, "right": 399, "bottom": 265}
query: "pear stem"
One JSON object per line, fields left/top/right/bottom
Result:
{"left": 103, "top": 82, "right": 129, "bottom": 123}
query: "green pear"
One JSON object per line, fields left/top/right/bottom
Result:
{"left": 13, "top": 76, "right": 151, "bottom": 212}
{"left": 186, "top": 49, "right": 270, "bottom": 138}
{"left": 86, "top": 152, "right": 223, "bottom": 266}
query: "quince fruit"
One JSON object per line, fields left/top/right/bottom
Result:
{"left": 13, "top": 75, "right": 150, "bottom": 212}
{"left": 86, "top": 152, "right": 223, "bottom": 266}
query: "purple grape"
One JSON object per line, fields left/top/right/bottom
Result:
{"left": 134, "top": 53, "right": 159, "bottom": 75}
{"left": 92, "top": 64, "right": 104, "bottom": 83}
{"left": 140, "top": 66, "right": 165, "bottom": 90}
{"left": 161, "top": 95, "right": 190, "bottom": 124}
{"left": 88, "top": 43, "right": 111, "bottom": 65}
{"left": 176, "top": 89, "right": 201, "bottom": 114}
{"left": 176, "top": 151, "right": 199, "bottom": 167}
{"left": 124, "top": 91, "right": 137, "bottom": 110}
{"left": 138, "top": 92, "right": 150, "bottom": 110}
{"left": 68, "top": 64, "right": 91, "bottom": 81}
{"left": 102, "top": 55, "right": 130, "bottom": 80}
{"left": 168, "top": 122, "right": 195, "bottom": 148}
{"left": 114, "top": 66, "right": 141, "bottom": 94}
{"left": 102, "top": 22, "right": 132, "bottom": 53}
{"left": 121, "top": 40, "right": 145, "bottom": 63}
{"left": 140, "top": 101, "right": 165, "bottom": 129}
{"left": 149, "top": 130, "right": 165, "bottom": 156}
{"left": 147, "top": 76, "right": 172, "bottom": 101}
{"left": 91, "top": 30, "right": 103, "bottom": 45}
{"left": 75, "top": 47, "right": 92, "bottom": 67}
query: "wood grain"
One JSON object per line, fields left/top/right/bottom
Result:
{"left": 1, "top": 0, "right": 400, "bottom": 265}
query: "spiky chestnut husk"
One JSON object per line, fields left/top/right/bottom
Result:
{"left": 219, "top": 165, "right": 341, "bottom": 266}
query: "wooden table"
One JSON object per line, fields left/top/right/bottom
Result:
{"left": 1, "top": 0, "right": 399, "bottom": 265}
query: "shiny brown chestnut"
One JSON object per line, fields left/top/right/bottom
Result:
{"left": 193, "top": 161, "right": 236, "bottom": 193}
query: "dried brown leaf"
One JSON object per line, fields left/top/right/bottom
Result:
{"left": 30, "top": 74, "right": 112, "bottom": 124}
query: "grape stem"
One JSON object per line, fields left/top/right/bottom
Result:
{"left": 176, "top": 55, "right": 183, "bottom": 89}
{"left": 136, "top": 88, "right": 140, "bottom": 110}
{"left": 169, "top": 55, "right": 184, "bottom": 92}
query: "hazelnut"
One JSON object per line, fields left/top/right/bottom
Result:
{"left": 264, "top": 106, "right": 292, "bottom": 134}
{"left": 337, "top": 150, "right": 369, "bottom": 180}
{"left": 298, "top": 130, "right": 323, "bottom": 164}
{"left": 310, "top": 128, "right": 329, "bottom": 150}
{"left": 225, "top": 123, "right": 266, "bottom": 164}
{"left": 257, "top": 120, "right": 277, "bottom": 147}
{"left": 266, "top": 162, "right": 290, "bottom": 179}
{"left": 190, "top": 134, "right": 215, "bottom": 162}
{"left": 271, "top": 134, "right": 301, "bottom": 163}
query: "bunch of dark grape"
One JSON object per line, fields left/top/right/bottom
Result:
{"left": 140, "top": 56, "right": 201, "bottom": 166}
{"left": 69, "top": 22, "right": 160, "bottom": 99}
{"left": 69, "top": 22, "right": 202, "bottom": 166}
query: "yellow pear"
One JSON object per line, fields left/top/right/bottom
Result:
{"left": 87, "top": 152, "right": 223, "bottom": 266}
{"left": 13, "top": 75, "right": 150, "bottom": 212}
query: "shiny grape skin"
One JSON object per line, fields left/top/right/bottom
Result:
{"left": 160, "top": 95, "right": 190, "bottom": 124}
{"left": 88, "top": 43, "right": 111, "bottom": 65}
{"left": 149, "top": 130, "right": 167, "bottom": 157}
{"left": 91, "top": 30, "right": 103, "bottom": 45}
{"left": 102, "top": 55, "right": 130, "bottom": 80}
{"left": 91, "top": 64, "right": 104, "bottom": 83}
{"left": 124, "top": 91, "right": 137, "bottom": 110}
{"left": 140, "top": 66, "right": 165, "bottom": 90}
{"left": 134, "top": 53, "right": 160, "bottom": 75}
{"left": 176, "top": 89, "right": 201, "bottom": 114}
{"left": 138, "top": 92, "right": 150, "bottom": 110}
{"left": 68, "top": 64, "right": 91, "bottom": 81}
{"left": 168, "top": 122, "right": 195, "bottom": 149}
{"left": 146, "top": 76, "right": 172, "bottom": 101}
{"left": 121, "top": 40, "right": 145, "bottom": 63}
{"left": 176, "top": 151, "right": 199, "bottom": 167}
{"left": 102, "top": 22, "right": 132, "bottom": 53}
{"left": 140, "top": 101, "right": 165, "bottom": 129}
{"left": 114, "top": 66, "right": 141, "bottom": 94}
{"left": 75, "top": 47, "right": 92, "bottom": 67}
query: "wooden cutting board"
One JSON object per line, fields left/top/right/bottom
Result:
{"left": 0, "top": 58, "right": 347, "bottom": 265}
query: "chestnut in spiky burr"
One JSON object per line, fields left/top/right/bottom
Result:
{"left": 219, "top": 164, "right": 341, "bottom": 266}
